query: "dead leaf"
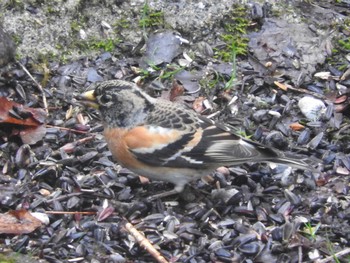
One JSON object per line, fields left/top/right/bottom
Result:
{"left": 315, "top": 174, "right": 329, "bottom": 186}
{"left": 334, "top": 95, "right": 348, "bottom": 104}
{"left": 169, "top": 80, "right": 184, "bottom": 101}
{"left": 19, "top": 125, "right": 47, "bottom": 144}
{"left": 0, "top": 97, "right": 46, "bottom": 125}
{"left": 0, "top": 97, "right": 47, "bottom": 144}
{"left": 0, "top": 209, "right": 43, "bottom": 234}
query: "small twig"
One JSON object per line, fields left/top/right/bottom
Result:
{"left": 287, "top": 86, "right": 326, "bottom": 100}
{"left": 124, "top": 220, "right": 169, "bottom": 263}
{"left": 60, "top": 135, "right": 95, "bottom": 153}
{"left": 274, "top": 80, "right": 326, "bottom": 100}
{"left": 316, "top": 247, "right": 350, "bottom": 263}
{"left": 46, "top": 124, "right": 93, "bottom": 134}
{"left": 59, "top": 135, "right": 96, "bottom": 153}
{"left": 18, "top": 62, "right": 49, "bottom": 114}
{"left": 298, "top": 246, "right": 302, "bottom": 263}
{"left": 45, "top": 211, "right": 96, "bottom": 215}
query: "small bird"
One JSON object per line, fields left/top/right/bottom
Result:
{"left": 79, "top": 80, "right": 317, "bottom": 193}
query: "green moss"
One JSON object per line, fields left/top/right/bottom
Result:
{"left": 337, "top": 18, "right": 350, "bottom": 51}
{"left": 206, "top": 72, "right": 221, "bottom": 89}
{"left": 0, "top": 253, "right": 16, "bottom": 263}
{"left": 200, "top": 70, "right": 229, "bottom": 91}
{"left": 113, "top": 18, "right": 131, "bottom": 30}
{"left": 67, "top": 15, "right": 122, "bottom": 56}
{"left": 139, "top": 1, "right": 164, "bottom": 31}
{"left": 322, "top": 17, "right": 350, "bottom": 73}
{"left": 46, "top": 5, "right": 60, "bottom": 15}
{"left": 338, "top": 63, "right": 348, "bottom": 71}
{"left": 213, "top": 4, "right": 250, "bottom": 90}
{"left": 64, "top": 37, "right": 120, "bottom": 54}
{"left": 11, "top": 34, "right": 22, "bottom": 45}
{"left": 70, "top": 20, "right": 82, "bottom": 33}
{"left": 25, "top": 35, "right": 120, "bottom": 64}
{"left": 3, "top": 0, "right": 25, "bottom": 10}
{"left": 338, "top": 38, "right": 350, "bottom": 50}
{"left": 214, "top": 4, "right": 250, "bottom": 62}
{"left": 88, "top": 38, "right": 119, "bottom": 52}
{"left": 345, "top": 18, "right": 350, "bottom": 27}
{"left": 69, "top": 15, "right": 90, "bottom": 36}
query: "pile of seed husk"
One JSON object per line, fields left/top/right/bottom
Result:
{"left": 1, "top": 2, "right": 350, "bottom": 263}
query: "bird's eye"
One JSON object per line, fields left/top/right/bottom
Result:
{"left": 100, "top": 94, "right": 112, "bottom": 104}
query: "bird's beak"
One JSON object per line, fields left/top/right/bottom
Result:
{"left": 77, "top": 90, "right": 99, "bottom": 109}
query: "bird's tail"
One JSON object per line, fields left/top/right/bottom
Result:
{"left": 267, "top": 152, "right": 322, "bottom": 172}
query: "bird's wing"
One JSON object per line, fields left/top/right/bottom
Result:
{"left": 126, "top": 103, "right": 311, "bottom": 170}
{"left": 124, "top": 102, "right": 210, "bottom": 169}
{"left": 124, "top": 124, "right": 209, "bottom": 169}
{"left": 182, "top": 116, "right": 314, "bottom": 169}
{"left": 180, "top": 117, "right": 281, "bottom": 165}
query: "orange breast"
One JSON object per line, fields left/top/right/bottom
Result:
{"left": 103, "top": 128, "right": 141, "bottom": 169}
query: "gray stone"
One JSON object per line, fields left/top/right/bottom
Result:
{"left": 0, "top": 26, "right": 16, "bottom": 67}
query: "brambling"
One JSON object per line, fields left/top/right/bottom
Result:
{"left": 79, "top": 80, "right": 317, "bottom": 193}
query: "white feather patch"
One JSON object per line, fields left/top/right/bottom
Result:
{"left": 238, "top": 139, "right": 257, "bottom": 157}
{"left": 206, "top": 140, "right": 231, "bottom": 154}
{"left": 239, "top": 139, "right": 257, "bottom": 149}
{"left": 147, "top": 126, "right": 173, "bottom": 135}
{"left": 132, "top": 144, "right": 168, "bottom": 153}
{"left": 132, "top": 126, "right": 175, "bottom": 153}
{"left": 181, "top": 156, "right": 203, "bottom": 164}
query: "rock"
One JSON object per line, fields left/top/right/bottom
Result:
{"left": 0, "top": 26, "right": 16, "bottom": 67}
{"left": 298, "top": 96, "right": 326, "bottom": 121}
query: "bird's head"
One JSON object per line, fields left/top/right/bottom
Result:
{"left": 78, "top": 80, "right": 155, "bottom": 128}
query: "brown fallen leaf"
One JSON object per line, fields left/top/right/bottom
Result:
{"left": 18, "top": 125, "right": 47, "bottom": 145}
{"left": 334, "top": 94, "right": 348, "bottom": 104}
{"left": 0, "top": 209, "right": 43, "bottom": 234}
{"left": 169, "top": 80, "right": 185, "bottom": 102}
{"left": 0, "top": 97, "right": 46, "bottom": 126}
{"left": 0, "top": 97, "right": 47, "bottom": 144}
